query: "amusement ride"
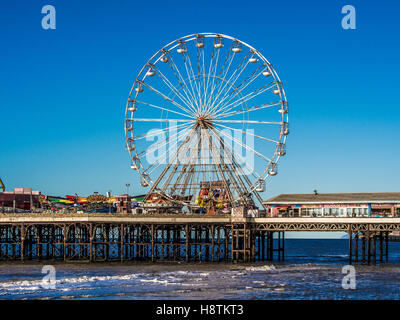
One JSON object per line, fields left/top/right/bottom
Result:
{"left": 124, "top": 33, "right": 289, "bottom": 214}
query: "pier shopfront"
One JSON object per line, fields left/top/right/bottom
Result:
{"left": 263, "top": 192, "right": 400, "bottom": 218}
{"left": 0, "top": 188, "right": 41, "bottom": 211}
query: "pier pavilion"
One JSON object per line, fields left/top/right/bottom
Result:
{"left": 0, "top": 188, "right": 41, "bottom": 211}
{"left": 263, "top": 192, "right": 400, "bottom": 218}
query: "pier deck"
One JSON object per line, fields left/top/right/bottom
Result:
{"left": 1, "top": 214, "right": 400, "bottom": 225}
{"left": 0, "top": 214, "right": 398, "bottom": 264}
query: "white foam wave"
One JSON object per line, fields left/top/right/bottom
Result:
{"left": 244, "top": 265, "right": 276, "bottom": 272}
{"left": 140, "top": 278, "right": 169, "bottom": 284}
{"left": 0, "top": 273, "right": 139, "bottom": 292}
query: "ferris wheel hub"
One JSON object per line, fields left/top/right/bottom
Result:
{"left": 195, "top": 117, "right": 213, "bottom": 129}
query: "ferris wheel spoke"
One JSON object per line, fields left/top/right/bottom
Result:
{"left": 138, "top": 124, "right": 194, "bottom": 174}
{"left": 211, "top": 65, "right": 267, "bottom": 117}
{"left": 214, "top": 101, "right": 281, "bottom": 119}
{"left": 147, "top": 126, "right": 194, "bottom": 176}
{"left": 209, "top": 47, "right": 236, "bottom": 111}
{"left": 213, "top": 64, "right": 266, "bottom": 116}
{"left": 214, "top": 82, "right": 276, "bottom": 117}
{"left": 141, "top": 82, "right": 197, "bottom": 117}
{"left": 213, "top": 50, "right": 251, "bottom": 104}
{"left": 154, "top": 126, "right": 199, "bottom": 188}
{"left": 212, "top": 119, "right": 281, "bottom": 124}
{"left": 181, "top": 50, "right": 203, "bottom": 113}
{"left": 206, "top": 40, "right": 235, "bottom": 111}
{"left": 196, "top": 47, "right": 205, "bottom": 111}
{"left": 136, "top": 124, "right": 193, "bottom": 160}
{"left": 203, "top": 46, "right": 217, "bottom": 115}
{"left": 195, "top": 42, "right": 207, "bottom": 114}
{"left": 135, "top": 100, "right": 195, "bottom": 119}
{"left": 208, "top": 127, "right": 261, "bottom": 192}
{"left": 153, "top": 67, "right": 198, "bottom": 116}
{"left": 143, "top": 126, "right": 198, "bottom": 196}
{"left": 135, "top": 127, "right": 193, "bottom": 167}
{"left": 216, "top": 41, "right": 235, "bottom": 81}
{"left": 132, "top": 121, "right": 192, "bottom": 141}
{"left": 204, "top": 50, "right": 251, "bottom": 117}
{"left": 204, "top": 46, "right": 222, "bottom": 113}
{"left": 209, "top": 126, "right": 262, "bottom": 182}
{"left": 204, "top": 41, "right": 226, "bottom": 115}
{"left": 212, "top": 122, "right": 280, "bottom": 144}
{"left": 132, "top": 118, "right": 195, "bottom": 123}
{"left": 212, "top": 125, "right": 272, "bottom": 163}
{"left": 211, "top": 50, "right": 250, "bottom": 105}
{"left": 166, "top": 52, "right": 201, "bottom": 114}
{"left": 138, "top": 135, "right": 193, "bottom": 175}
{"left": 203, "top": 129, "right": 235, "bottom": 202}
{"left": 167, "top": 50, "right": 199, "bottom": 106}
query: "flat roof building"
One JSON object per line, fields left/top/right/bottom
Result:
{"left": 0, "top": 188, "right": 41, "bottom": 211}
{"left": 263, "top": 192, "right": 400, "bottom": 218}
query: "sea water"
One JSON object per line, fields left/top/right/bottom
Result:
{"left": 1, "top": 239, "right": 400, "bottom": 300}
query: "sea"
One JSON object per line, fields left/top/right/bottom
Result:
{"left": 1, "top": 239, "right": 400, "bottom": 300}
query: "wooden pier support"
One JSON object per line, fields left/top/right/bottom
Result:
{"left": 0, "top": 220, "right": 393, "bottom": 264}
{"left": 354, "top": 233, "right": 358, "bottom": 263}
{"left": 348, "top": 229, "right": 352, "bottom": 264}
{"left": 385, "top": 231, "right": 389, "bottom": 263}
{"left": 348, "top": 230, "right": 391, "bottom": 265}
{"left": 367, "top": 231, "right": 371, "bottom": 264}
{"left": 362, "top": 234, "right": 366, "bottom": 263}
{"left": 372, "top": 234, "right": 376, "bottom": 265}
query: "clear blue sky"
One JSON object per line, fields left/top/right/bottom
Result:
{"left": 1, "top": 0, "right": 399, "bottom": 203}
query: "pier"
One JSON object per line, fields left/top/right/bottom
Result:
{"left": 0, "top": 214, "right": 397, "bottom": 264}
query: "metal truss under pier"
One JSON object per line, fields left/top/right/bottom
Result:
{"left": 0, "top": 216, "right": 398, "bottom": 264}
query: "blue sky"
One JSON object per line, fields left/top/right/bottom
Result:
{"left": 1, "top": 0, "right": 399, "bottom": 205}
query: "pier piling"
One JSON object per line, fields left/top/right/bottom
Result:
{"left": 0, "top": 216, "right": 397, "bottom": 264}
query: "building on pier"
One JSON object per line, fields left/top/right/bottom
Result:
{"left": 263, "top": 192, "right": 400, "bottom": 218}
{"left": 0, "top": 188, "right": 41, "bottom": 210}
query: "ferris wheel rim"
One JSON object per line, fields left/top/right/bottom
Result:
{"left": 124, "top": 32, "right": 289, "bottom": 202}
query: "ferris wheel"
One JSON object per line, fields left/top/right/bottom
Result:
{"left": 125, "top": 33, "right": 289, "bottom": 212}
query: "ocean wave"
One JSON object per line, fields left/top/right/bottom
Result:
{"left": 244, "top": 265, "right": 276, "bottom": 272}
{"left": 140, "top": 278, "right": 170, "bottom": 285}
{"left": 0, "top": 273, "right": 140, "bottom": 292}
{"left": 315, "top": 254, "right": 348, "bottom": 258}
{"left": 174, "top": 271, "right": 210, "bottom": 277}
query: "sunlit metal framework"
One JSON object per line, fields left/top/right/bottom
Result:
{"left": 125, "top": 33, "right": 289, "bottom": 211}
{"left": 0, "top": 219, "right": 397, "bottom": 264}
{"left": 0, "top": 222, "right": 233, "bottom": 262}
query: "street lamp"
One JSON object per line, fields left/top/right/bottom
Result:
{"left": 107, "top": 190, "right": 112, "bottom": 214}
{"left": 125, "top": 184, "right": 131, "bottom": 214}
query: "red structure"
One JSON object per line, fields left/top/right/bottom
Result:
{"left": 115, "top": 194, "right": 131, "bottom": 213}
{"left": 0, "top": 188, "right": 41, "bottom": 210}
